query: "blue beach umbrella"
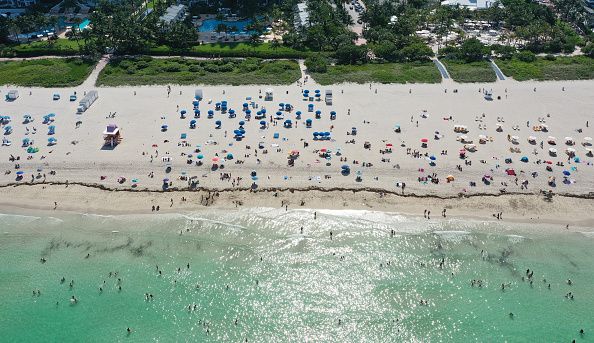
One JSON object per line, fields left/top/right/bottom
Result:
{"left": 16, "top": 171, "right": 24, "bottom": 175}
{"left": 197, "top": 154, "right": 204, "bottom": 159}
{"left": 239, "top": 120, "right": 245, "bottom": 126}
{"left": 520, "top": 156, "right": 529, "bottom": 162}
{"left": 245, "top": 109, "right": 252, "bottom": 115}
{"left": 429, "top": 155, "right": 436, "bottom": 161}
{"left": 563, "top": 170, "right": 571, "bottom": 176}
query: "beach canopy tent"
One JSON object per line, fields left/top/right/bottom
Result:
{"left": 6, "top": 90, "right": 19, "bottom": 101}
{"left": 195, "top": 89, "right": 203, "bottom": 100}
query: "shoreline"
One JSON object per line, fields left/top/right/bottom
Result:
{"left": 1, "top": 183, "right": 593, "bottom": 230}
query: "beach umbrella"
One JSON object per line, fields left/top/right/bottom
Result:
{"left": 132, "top": 178, "right": 139, "bottom": 183}
{"left": 429, "top": 155, "right": 436, "bottom": 161}
{"left": 48, "top": 137, "right": 57, "bottom": 143}
{"left": 315, "top": 110, "right": 321, "bottom": 115}
{"left": 243, "top": 102, "right": 248, "bottom": 108}
{"left": 215, "top": 120, "right": 222, "bottom": 125}
{"left": 250, "top": 170, "right": 257, "bottom": 176}
{"left": 306, "top": 119, "right": 312, "bottom": 124}
{"left": 421, "top": 138, "right": 428, "bottom": 143}
{"left": 197, "top": 154, "right": 204, "bottom": 159}
{"left": 251, "top": 175, "right": 258, "bottom": 181}
{"left": 161, "top": 124, "right": 168, "bottom": 130}
{"left": 193, "top": 100, "right": 199, "bottom": 106}
{"left": 190, "top": 119, "right": 197, "bottom": 124}
{"left": 239, "top": 120, "right": 245, "bottom": 126}
{"left": 212, "top": 157, "right": 219, "bottom": 162}
{"left": 276, "top": 111, "right": 282, "bottom": 116}
{"left": 47, "top": 113, "right": 55, "bottom": 117}
{"left": 261, "top": 108, "right": 267, "bottom": 114}
{"left": 313, "top": 132, "right": 319, "bottom": 137}
{"left": 163, "top": 178, "right": 169, "bottom": 183}
{"left": 341, "top": 164, "right": 349, "bottom": 170}
{"left": 520, "top": 156, "right": 529, "bottom": 162}
{"left": 246, "top": 109, "right": 251, "bottom": 115}
{"left": 304, "top": 89, "right": 310, "bottom": 94}
{"left": 315, "top": 89, "right": 320, "bottom": 94}
{"left": 229, "top": 109, "right": 235, "bottom": 115}
{"left": 259, "top": 120, "right": 266, "bottom": 125}
{"left": 279, "top": 102, "right": 284, "bottom": 107}
{"left": 296, "top": 111, "right": 302, "bottom": 115}
{"left": 16, "top": 171, "right": 24, "bottom": 175}
{"left": 563, "top": 170, "right": 571, "bottom": 176}
{"left": 194, "top": 109, "right": 200, "bottom": 115}
{"left": 226, "top": 153, "right": 233, "bottom": 159}
{"left": 181, "top": 109, "right": 187, "bottom": 115}
{"left": 208, "top": 110, "right": 214, "bottom": 115}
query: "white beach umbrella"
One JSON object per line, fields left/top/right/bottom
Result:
{"left": 528, "top": 136, "right": 537, "bottom": 141}
{"left": 566, "top": 147, "right": 576, "bottom": 153}
{"left": 549, "top": 148, "right": 557, "bottom": 154}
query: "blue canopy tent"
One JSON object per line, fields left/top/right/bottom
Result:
{"left": 215, "top": 120, "right": 222, "bottom": 129}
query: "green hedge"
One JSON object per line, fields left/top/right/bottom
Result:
{"left": 150, "top": 42, "right": 315, "bottom": 59}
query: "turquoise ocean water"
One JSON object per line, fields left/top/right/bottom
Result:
{"left": 0, "top": 208, "right": 592, "bottom": 342}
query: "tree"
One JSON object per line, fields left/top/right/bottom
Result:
{"left": 334, "top": 44, "right": 367, "bottom": 65}
{"left": 458, "top": 38, "right": 488, "bottom": 62}
{"left": 400, "top": 42, "right": 434, "bottom": 62}
{"left": 165, "top": 21, "right": 199, "bottom": 52}
{"left": 0, "top": 16, "right": 10, "bottom": 44}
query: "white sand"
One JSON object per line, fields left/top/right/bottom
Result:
{"left": 1, "top": 79, "right": 594, "bottom": 223}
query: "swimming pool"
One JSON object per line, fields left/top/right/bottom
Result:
{"left": 58, "top": 18, "right": 91, "bottom": 30}
{"left": 198, "top": 18, "right": 254, "bottom": 34}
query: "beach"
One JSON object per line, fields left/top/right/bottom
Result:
{"left": 1, "top": 79, "right": 594, "bottom": 223}
{"left": 2, "top": 79, "right": 594, "bottom": 342}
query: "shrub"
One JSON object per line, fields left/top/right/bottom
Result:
{"left": 516, "top": 50, "right": 537, "bottom": 63}
{"left": 305, "top": 54, "right": 329, "bottom": 73}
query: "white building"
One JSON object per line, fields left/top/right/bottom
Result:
{"left": 440, "top": 0, "right": 498, "bottom": 10}
{"left": 293, "top": 2, "right": 310, "bottom": 30}
{"left": 160, "top": 4, "right": 187, "bottom": 25}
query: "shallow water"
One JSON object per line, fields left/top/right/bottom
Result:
{"left": 0, "top": 209, "right": 592, "bottom": 342}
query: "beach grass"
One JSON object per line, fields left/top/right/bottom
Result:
{"left": 495, "top": 56, "right": 594, "bottom": 81}
{"left": 0, "top": 58, "right": 95, "bottom": 87}
{"left": 441, "top": 60, "right": 497, "bottom": 83}
{"left": 96, "top": 56, "right": 302, "bottom": 86}
{"left": 309, "top": 62, "right": 441, "bottom": 85}
{"left": 151, "top": 42, "right": 314, "bottom": 59}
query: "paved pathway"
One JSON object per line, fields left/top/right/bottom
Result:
{"left": 432, "top": 58, "right": 451, "bottom": 80}
{"left": 80, "top": 55, "right": 109, "bottom": 88}
{"left": 489, "top": 59, "right": 506, "bottom": 81}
